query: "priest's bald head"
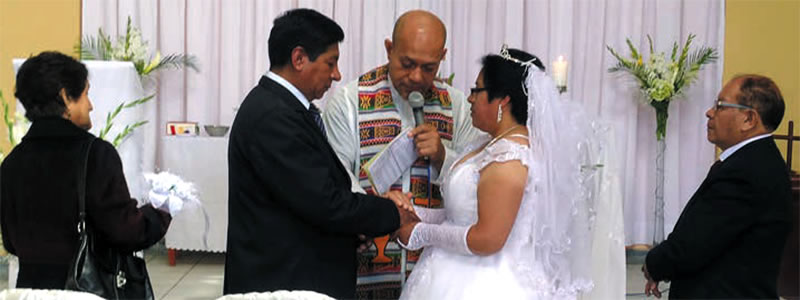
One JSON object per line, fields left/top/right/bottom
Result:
{"left": 384, "top": 10, "right": 448, "bottom": 99}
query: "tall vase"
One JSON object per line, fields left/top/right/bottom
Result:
{"left": 652, "top": 100, "right": 669, "bottom": 244}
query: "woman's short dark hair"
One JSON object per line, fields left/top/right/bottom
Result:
{"left": 268, "top": 8, "right": 344, "bottom": 69}
{"left": 481, "top": 48, "right": 545, "bottom": 124}
{"left": 733, "top": 74, "right": 785, "bottom": 131}
{"left": 15, "top": 51, "right": 88, "bottom": 121}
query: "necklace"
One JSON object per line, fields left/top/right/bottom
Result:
{"left": 487, "top": 125, "right": 521, "bottom": 147}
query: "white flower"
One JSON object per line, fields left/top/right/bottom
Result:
{"left": 143, "top": 171, "right": 199, "bottom": 215}
{"left": 111, "top": 28, "right": 149, "bottom": 62}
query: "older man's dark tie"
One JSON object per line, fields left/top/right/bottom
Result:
{"left": 308, "top": 104, "right": 326, "bottom": 138}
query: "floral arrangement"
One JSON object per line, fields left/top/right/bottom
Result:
{"left": 606, "top": 34, "right": 717, "bottom": 140}
{"left": 144, "top": 171, "right": 210, "bottom": 249}
{"left": 143, "top": 171, "right": 199, "bottom": 216}
{"left": 75, "top": 16, "right": 198, "bottom": 76}
{"left": 75, "top": 16, "right": 199, "bottom": 147}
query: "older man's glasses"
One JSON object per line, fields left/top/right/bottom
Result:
{"left": 714, "top": 100, "right": 752, "bottom": 111}
{"left": 470, "top": 87, "right": 488, "bottom": 95}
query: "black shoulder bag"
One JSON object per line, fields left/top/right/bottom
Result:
{"left": 64, "top": 137, "right": 155, "bottom": 300}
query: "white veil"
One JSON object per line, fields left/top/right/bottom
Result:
{"left": 505, "top": 46, "right": 625, "bottom": 298}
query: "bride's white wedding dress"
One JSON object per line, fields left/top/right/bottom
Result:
{"left": 400, "top": 136, "right": 552, "bottom": 299}
{"left": 399, "top": 66, "right": 626, "bottom": 299}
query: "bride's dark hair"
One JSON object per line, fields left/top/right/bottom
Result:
{"left": 481, "top": 48, "right": 544, "bottom": 124}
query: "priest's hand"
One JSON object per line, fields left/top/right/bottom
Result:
{"left": 409, "top": 124, "right": 445, "bottom": 171}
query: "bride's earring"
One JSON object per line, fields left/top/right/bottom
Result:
{"left": 496, "top": 104, "right": 502, "bottom": 123}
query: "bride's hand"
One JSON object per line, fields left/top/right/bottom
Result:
{"left": 383, "top": 191, "right": 415, "bottom": 213}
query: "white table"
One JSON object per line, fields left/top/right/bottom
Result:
{"left": 161, "top": 136, "right": 229, "bottom": 263}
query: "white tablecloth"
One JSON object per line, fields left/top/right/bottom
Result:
{"left": 12, "top": 59, "right": 150, "bottom": 199}
{"left": 161, "top": 136, "right": 228, "bottom": 252}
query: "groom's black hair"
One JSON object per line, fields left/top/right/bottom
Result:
{"left": 268, "top": 8, "right": 344, "bottom": 69}
{"left": 481, "top": 48, "right": 544, "bottom": 124}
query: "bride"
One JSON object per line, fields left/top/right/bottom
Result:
{"left": 394, "top": 46, "right": 624, "bottom": 299}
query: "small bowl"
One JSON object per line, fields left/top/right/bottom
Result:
{"left": 204, "top": 125, "right": 229, "bottom": 137}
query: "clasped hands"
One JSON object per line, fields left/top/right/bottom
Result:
{"left": 356, "top": 191, "right": 420, "bottom": 253}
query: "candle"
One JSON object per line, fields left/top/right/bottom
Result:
{"left": 552, "top": 55, "right": 568, "bottom": 88}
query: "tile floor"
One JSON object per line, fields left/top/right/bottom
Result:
{"left": 0, "top": 247, "right": 669, "bottom": 299}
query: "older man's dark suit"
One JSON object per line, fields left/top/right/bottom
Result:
{"left": 224, "top": 76, "right": 401, "bottom": 298}
{"left": 646, "top": 137, "right": 792, "bottom": 299}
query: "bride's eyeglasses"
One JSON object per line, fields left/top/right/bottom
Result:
{"left": 470, "top": 87, "right": 488, "bottom": 95}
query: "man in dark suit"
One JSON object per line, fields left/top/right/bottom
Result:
{"left": 643, "top": 74, "right": 793, "bottom": 299}
{"left": 223, "top": 9, "right": 418, "bottom": 299}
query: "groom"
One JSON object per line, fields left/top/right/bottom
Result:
{"left": 643, "top": 74, "right": 792, "bottom": 299}
{"left": 224, "top": 9, "right": 418, "bottom": 299}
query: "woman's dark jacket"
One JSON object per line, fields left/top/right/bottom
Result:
{"left": 0, "top": 117, "right": 171, "bottom": 289}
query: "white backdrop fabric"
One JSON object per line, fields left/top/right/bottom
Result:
{"left": 81, "top": 0, "right": 724, "bottom": 245}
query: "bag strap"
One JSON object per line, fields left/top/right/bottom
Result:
{"left": 77, "top": 137, "right": 96, "bottom": 234}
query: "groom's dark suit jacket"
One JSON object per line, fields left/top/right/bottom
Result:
{"left": 646, "top": 136, "right": 792, "bottom": 299}
{"left": 223, "top": 76, "right": 401, "bottom": 298}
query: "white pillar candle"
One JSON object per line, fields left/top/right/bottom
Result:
{"left": 552, "top": 55, "right": 568, "bottom": 87}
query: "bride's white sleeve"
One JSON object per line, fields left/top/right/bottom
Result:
{"left": 397, "top": 223, "right": 473, "bottom": 255}
{"left": 412, "top": 206, "right": 446, "bottom": 224}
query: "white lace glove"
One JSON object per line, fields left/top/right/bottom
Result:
{"left": 413, "top": 206, "right": 446, "bottom": 224}
{"left": 398, "top": 222, "right": 473, "bottom": 255}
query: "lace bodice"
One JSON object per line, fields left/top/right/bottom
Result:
{"left": 440, "top": 134, "right": 531, "bottom": 227}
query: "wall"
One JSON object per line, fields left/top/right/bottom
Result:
{"left": 724, "top": 0, "right": 800, "bottom": 171}
{"left": 0, "top": 0, "right": 81, "bottom": 153}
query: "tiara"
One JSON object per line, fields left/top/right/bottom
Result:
{"left": 500, "top": 44, "right": 538, "bottom": 67}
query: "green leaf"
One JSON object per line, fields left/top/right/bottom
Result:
{"left": 625, "top": 38, "right": 640, "bottom": 61}
{"left": 140, "top": 54, "right": 200, "bottom": 75}
{"left": 112, "top": 120, "right": 148, "bottom": 147}
{"left": 123, "top": 94, "right": 155, "bottom": 108}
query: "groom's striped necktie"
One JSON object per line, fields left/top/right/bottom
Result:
{"left": 308, "top": 104, "right": 326, "bottom": 138}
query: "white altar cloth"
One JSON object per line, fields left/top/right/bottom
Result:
{"left": 161, "top": 136, "right": 228, "bottom": 252}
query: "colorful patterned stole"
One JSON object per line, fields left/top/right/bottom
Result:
{"left": 355, "top": 65, "right": 454, "bottom": 299}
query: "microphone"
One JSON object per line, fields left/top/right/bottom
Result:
{"left": 408, "top": 91, "right": 425, "bottom": 127}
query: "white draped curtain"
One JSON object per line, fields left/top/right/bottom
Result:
{"left": 81, "top": 0, "right": 724, "bottom": 245}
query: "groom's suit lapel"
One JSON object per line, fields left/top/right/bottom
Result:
{"left": 258, "top": 76, "right": 350, "bottom": 179}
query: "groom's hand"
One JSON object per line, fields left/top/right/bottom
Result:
{"left": 383, "top": 191, "right": 415, "bottom": 213}
{"left": 409, "top": 124, "right": 445, "bottom": 170}
{"left": 397, "top": 205, "right": 420, "bottom": 225}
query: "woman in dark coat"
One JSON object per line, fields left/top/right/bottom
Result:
{"left": 0, "top": 51, "right": 171, "bottom": 289}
